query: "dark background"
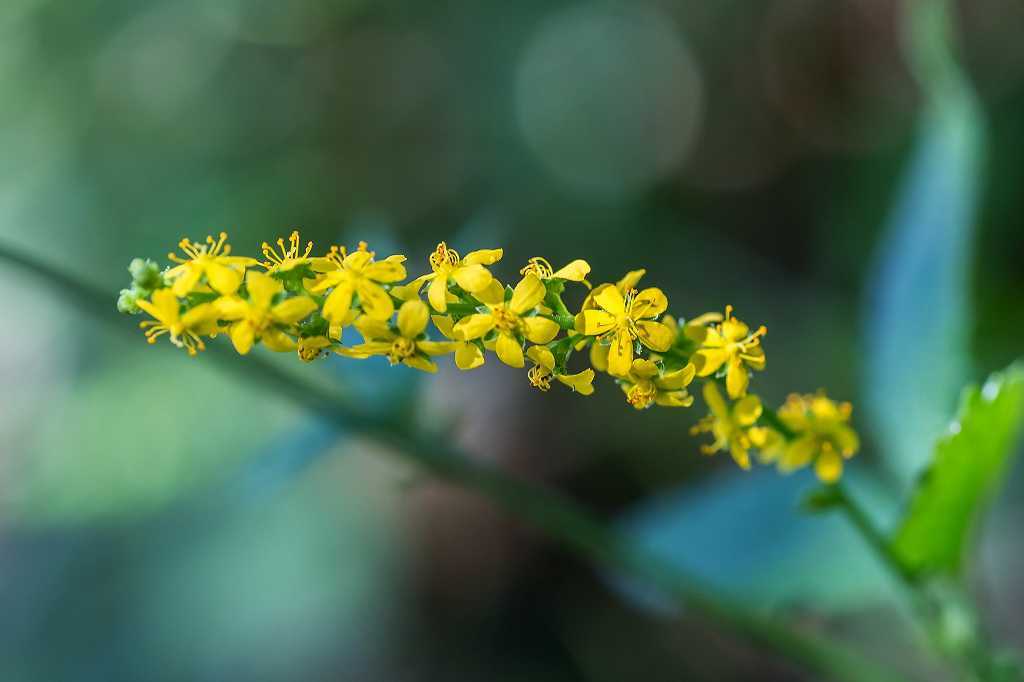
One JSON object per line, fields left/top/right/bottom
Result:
{"left": 0, "top": 1, "right": 1022, "bottom": 680}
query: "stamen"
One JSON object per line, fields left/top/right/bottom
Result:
{"left": 429, "top": 242, "right": 460, "bottom": 271}
{"left": 528, "top": 365, "right": 552, "bottom": 391}
{"left": 520, "top": 257, "right": 554, "bottom": 279}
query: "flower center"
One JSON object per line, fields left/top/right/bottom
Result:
{"left": 492, "top": 306, "right": 521, "bottom": 334}
{"left": 626, "top": 381, "right": 657, "bottom": 410}
{"left": 388, "top": 337, "right": 416, "bottom": 363}
{"left": 429, "top": 242, "right": 460, "bottom": 272}
{"left": 528, "top": 365, "right": 553, "bottom": 392}
{"left": 262, "top": 230, "right": 313, "bottom": 270}
{"left": 520, "top": 256, "right": 554, "bottom": 280}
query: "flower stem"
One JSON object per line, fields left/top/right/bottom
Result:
{"left": 0, "top": 242, "right": 908, "bottom": 682}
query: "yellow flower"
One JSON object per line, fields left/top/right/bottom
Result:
{"left": 310, "top": 243, "right": 407, "bottom": 323}
{"left": 619, "top": 359, "right": 695, "bottom": 409}
{"left": 526, "top": 346, "right": 595, "bottom": 395}
{"left": 759, "top": 393, "right": 860, "bottom": 483}
{"left": 520, "top": 256, "right": 591, "bottom": 285}
{"left": 423, "top": 241, "right": 503, "bottom": 312}
{"left": 136, "top": 289, "right": 218, "bottom": 356}
{"left": 451, "top": 274, "right": 560, "bottom": 368}
{"left": 432, "top": 314, "right": 485, "bottom": 371}
{"left": 576, "top": 286, "right": 675, "bottom": 377}
{"left": 297, "top": 336, "right": 333, "bottom": 363}
{"left": 341, "top": 300, "right": 455, "bottom": 372}
{"left": 690, "top": 382, "right": 763, "bottom": 469}
{"left": 690, "top": 305, "right": 767, "bottom": 399}
{"left": 260, "top": 230, "right": 317, "bottom": 273}
{"left": 166, "top": 232, "right": 258, "bottom": 297}
{"left": 216, "top": 271, "right": 318, "bottom": 355}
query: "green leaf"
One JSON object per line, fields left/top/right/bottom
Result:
{"left": 892, "top": 362, "right": 1024, "bottom": 577}
{"left": 863, "top": 0, "right": 985, "bottom": 487}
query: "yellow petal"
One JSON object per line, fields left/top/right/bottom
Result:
{"left": 630, "top": 359, "right": 659, "bottom": 379}
{"left": 428, "top": 274, "right": 448, "bottom": 312}
{"left": 461, "top": 248, "right": 503, "bottom": 266}
{"left": 397, "top": 299, "right": 430, "bottom": 338}
{"left": 607, "top": 331, "right": 633, "bottom": 377}
{"left": 206, "top": 261, "right": 244, "bottom": 296}
{"left": 214, "top": 295, "right": 248, "bottom": 320}
{"left": 722, "top": 317, "right": 750, "bottom": 342}
{"left": 730, "top": 443, "right": 752, "bottom": 470}
{"left": 475, "top": 279, "right": 507, "bottom": 307}
{"left": 655, "top": 391, "right": 694, "bottom": 408}
{"left": 321, "top": 282, "right": 355, "bottom": 323}
{"left": 230, "top": 322, "right": 255, "bottom": 355}
{"left": 455, "top": 342, "right": 485, "bottom": 370}
{"left": 363, "top": 258, "right": 407, "bottom": 283}
{"left": 683, "top": 323, "right": 708, "bottom": 345}
{"left": 634, "top": 320, "right": 673, "bottom": 352}
{"left": 579, "top": 310, "right": 617, "bottom": 336}
{"left": 308, "top": 270, "right": 344, "bottom": 293}
{"left": 781, "top": 437, "right": 817, "bottom": 471}
{"left": 693, "top": 348, "right": 730, "bottom": 377}
{"left": 734, "top": 394, "right": 763, "bottom": 426}
{"left": 557, "top": 369, "right": 595, "bottom": 395}
{"left": 495, "top": 333, "right": 525, "bottom": 368}
{"left": 452, "top": 263, "right": 493, "bottom": 292}
{"left": 181, "top": 302, "right": 216, "bottom": 328}
{"left": 629, "top": 288, "right": 668, "bottom": 320}
{"left": 271, "top": 296, "right": 318, "bottom": 324}
{"left": 342, "top": 250, "right": 374, "bottom": 271}
{"left": 815, "top": 450, "right": 843, "bottom": 483}
{"left": 615, "top": 269, "right": 646, "bottom": 292}
{"left": 170, "top": 265, "right": 202, "bottom": 297}
{"left": 702, "top": 382, "right": 728, "bottom": 419}
{"left": 431, "top": 314, "right": 456, "bottom": 339}
{"left": 527, "top": 346, "right": 555, "bottom": 370}
{"left": 345, "top": 341, "right": 392, "bottom": 357}
{"left": 402, "top": 355, "right": 438, "bottom": 373}
{"left": 417, "top": 340, "right": 456, "bottom": 356}
{"left": 523, "top": 316, "right": 560, "bottom": 344}
{"left": 726, "top": 358, "right": 750, "bottom": 399}
{"left": 551, "top": 259, "right": 591, "bottom": 282}
{"left": 246, "top": 270, "right": 282, "bottom": 310}
{"left": 657, "top": 363, "right": 696, "bottom": 390}
{"left": 355, "top": 279, "right": 395, "bottom": 321}
{"left": 688, "top": 312, "right": 724, "bottom": 327}
{"left": 509, "top": 274, "right": 545, "bottom": 314}
{"left": 836, "top": 426, "right": 860, "bottom": 458}
{"left": 590, "top": 342, "right": 609, "bottom": 372}
{"left": 741, "top": 346, "right": 766, "bottom": 371}
{"left": 452, "top": 314, "right": 495, "bottom": 341}
{"left": 262, "top": 329, "right": 297, "bottom": 352}
{"left": 594, "top": 285, "right": 625, "bottom": 316}
{"left": 390, "top": 274, "right": 429, "bottom": 302}
{"left": 142, "top": 289, "right": 181, "bottom": 324}
{"left": 354, "top": 316, "right": 394, "bottom": 342}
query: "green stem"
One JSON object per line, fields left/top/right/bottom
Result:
{"left": 0, "top": 242, "right": 907, "bottom": 682}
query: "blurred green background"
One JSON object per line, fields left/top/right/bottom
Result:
{"left": 1, "top": 0, "right": 1023, "bottom": 680}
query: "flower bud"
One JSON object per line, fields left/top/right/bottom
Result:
{"left": 129, "top": 258, "right": 163, "bottom": 291}
{"left": 116, "top": 288, "right": 142, "bottom": 314}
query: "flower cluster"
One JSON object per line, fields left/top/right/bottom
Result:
{"left": 117, "top": 231, "right": 859, "bottom": 482}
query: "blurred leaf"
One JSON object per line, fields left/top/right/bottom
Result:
{"left": 863, "top": 0, "right": 985, "bottom": 485}
{"left": 614, "top": 470, "right": 899, "bottom": 610}
{"left": 892, "top": 362, "right": 1024, "bottom": 577}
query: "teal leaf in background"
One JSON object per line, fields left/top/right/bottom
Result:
{"left": 892, "top": 362, "right": 1024, "bottom": 577}
{"left": 614, "top": 470, "right": 898, "bottom": 611}
{"left": 864, "top": 0, "right": 985, "bottom": 487}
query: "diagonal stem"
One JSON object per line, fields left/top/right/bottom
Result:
{"left": 0, "top": 241, "right": 907, "bottom": 682}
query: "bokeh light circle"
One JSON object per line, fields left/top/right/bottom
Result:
{"left": 515, "top": 3, "right": 703, "bottom": 200}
